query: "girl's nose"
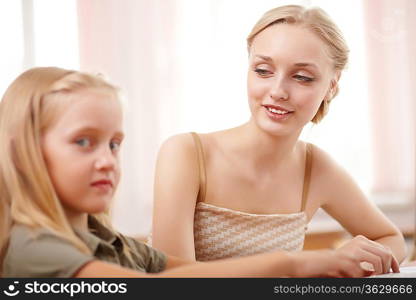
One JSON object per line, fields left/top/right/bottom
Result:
{"left": 95, "top": 148, "right": 117, "bottom": 171}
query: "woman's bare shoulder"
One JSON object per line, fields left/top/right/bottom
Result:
{"left": 158, "top": 126, "right": 251, "bottom": 161}
{"left": 155, "top": 133, "right": 200, "bottom": 174}
{"left": 304, "top": 142, "right": 342, "bottom": 174}
{"left": 159, "top": 133, "right": 195, "bottom": 151}
{"left": 306, "top": 142, "right": 358, "bottom": 201}
{"left": 160, "top": 130, "right": 224, "bottom": 150}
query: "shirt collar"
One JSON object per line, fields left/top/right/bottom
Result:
{"left": 73, "top": 215, "right": 120, "bottom": 254}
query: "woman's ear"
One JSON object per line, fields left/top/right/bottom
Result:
{"left": 327, "top": 71, "right": 341, "bottom": 99}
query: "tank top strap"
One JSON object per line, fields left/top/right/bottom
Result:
{"left": 190, "top": 132, "right": 207, "bottom": 203}
{"left": 300, "top": 143, "right": 313, "bottom": 212}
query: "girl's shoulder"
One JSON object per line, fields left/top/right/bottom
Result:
{"left": 3, "top": 224, "right": 93, "bottom": 278}
{"left": 8, "top": 224, "right": 58, "bottom": 247}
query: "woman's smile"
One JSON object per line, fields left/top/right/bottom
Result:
{"left": 263, "top": 104, "right": 294, "bottom": 121}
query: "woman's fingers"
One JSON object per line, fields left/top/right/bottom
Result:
{"left": 328, "top": 251, "right": 364, "bottom": 278}
{"left": 299, "top": 247, "right": 397, "bottom": 278}
{"left": 359, "top": 239, "right": 399, "bottom": 274}
{"left": 339, "top": 235, "right": 398, "bottom": 274}
{"left": 356, "top": 250, "right": 384, "bottom": 274}
{"left": 391, "top": 255, "right": 400, "bottom": 273}
{"left": 340, "top": 254, "right": 366, "bottom": 277}
{"left": 299, "top": 250, "right": 365, "bottom": 278}
{"left": 359, "top": 245, "right": 390, "bottom": 274}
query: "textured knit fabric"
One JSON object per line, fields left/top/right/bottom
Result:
{"left": 194, "top": 202, "right": 307, "bottom": 261}
{"left": 191, "top": 132, "right": 311, "bottom": 261}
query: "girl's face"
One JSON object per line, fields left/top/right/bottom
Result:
{"left": 41, "top": 89, "right": 123, "bottom": 217}
{"left": 247, "top": 23, "right": 338, "bottom": 136}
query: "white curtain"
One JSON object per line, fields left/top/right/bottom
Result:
{"left": 363, "top": 0, "right": 415, "bottom": 202}
{"left": 77, "top": 0, "right": 183, "bottom": 236}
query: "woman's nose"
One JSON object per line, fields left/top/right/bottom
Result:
{"left": 269, "top": 77, "right": 289, "bottom": 101}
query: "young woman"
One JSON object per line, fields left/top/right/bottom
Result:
{"left": 0, "top": 66, "right": 367, "bottom": 278}
{"left": 151, "top": 5, "right": 406, "bottom": 275}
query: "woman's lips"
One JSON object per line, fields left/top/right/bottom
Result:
{"left": 263, "top": 105, "right": 293, "bottom": 121}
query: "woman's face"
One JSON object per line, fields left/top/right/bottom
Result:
{"left": 247, "top": 23, "right": 338, "bottom": 136}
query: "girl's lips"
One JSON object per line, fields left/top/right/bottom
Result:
{"left": 91, "top": 179, "right": 113, "bottom": 186}
{"left": 91, "top": 180, "right": 113, "bottom": 192}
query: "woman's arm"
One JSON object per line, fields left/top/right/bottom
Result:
{"left": 151, "top": 134, "right": 200, "bottom": 260}
{"left": 75, "top": 250, "right": 367, "bottom": 278}
{"left": 313, "top": 146, "right": 407, "bottom": 272}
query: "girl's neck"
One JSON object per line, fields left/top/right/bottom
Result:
{"left": 64, "top": 209, "right": 88, "bottom": 232}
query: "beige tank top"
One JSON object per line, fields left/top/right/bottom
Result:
{"left": 191, "top": 132, "right": 312, "bottom": 261}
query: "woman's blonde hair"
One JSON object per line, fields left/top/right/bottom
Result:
{"left": 0, "top": 67, "right": 119, "bottom": 272}
{"left": 247, "top": 5, "right": 349, "bottom": 123}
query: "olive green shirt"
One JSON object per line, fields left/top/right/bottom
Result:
{"left": 3, "top": 216, "right": 166, "bottom": 277}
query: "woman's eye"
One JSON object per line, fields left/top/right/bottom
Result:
{"left": 75, "top": 138, "right": 91, "bottom": 147}
{"left": 294, "top": 74, "right": 314, "bottom": 82}
{"left": 254, "top": 68, "right": 272, "bottom": 76}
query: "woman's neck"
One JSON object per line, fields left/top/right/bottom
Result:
{"left": 231, "top": 120, "right": 302, "bottom": 171}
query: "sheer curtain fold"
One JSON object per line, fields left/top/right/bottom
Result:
{"left": 363, "top": 0, "right": 415, "bottom": 201}
{"left": 77, "top": 0, "right": 180, "bottom": 236}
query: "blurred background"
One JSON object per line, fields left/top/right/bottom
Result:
{"left": 1, "top": 0, "right": 414, "bottom": 257}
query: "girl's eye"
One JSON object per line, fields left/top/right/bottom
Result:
{"left": 75, "top": 138, "right": 91, "bottom": 148}
{"left": 254, "top": 68, "right": 273, "bottom": 76}
{"left": 110, "top": 140, "right": 121, "bottom": 152}
{"left": 294, "top": 74, "right": 314, "bottom": 82}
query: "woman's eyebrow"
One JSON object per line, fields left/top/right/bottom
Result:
{"left": 254, "top": 54, "right": 273, "bottom": 62}
{"left": 294, "top": 62, "right": 318, "bottom": 69}
{"left": 254, "top": 55, "right": 318, "bottom": 69}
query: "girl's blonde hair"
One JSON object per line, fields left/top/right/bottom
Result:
{"left": 247, "top": 5, "right": 349, "bottom": 123}
{"left": 0, "top": 67, "right": 119, "bottom": 271}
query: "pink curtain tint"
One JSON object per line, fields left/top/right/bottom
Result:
{"left": 76, "top": 0, "right": 181, "bottom": 236}
{"left": 363, "top": 0, "right": 415, "bottom": 199}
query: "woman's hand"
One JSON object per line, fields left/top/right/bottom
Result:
{"left": 336, "top": 235, "right": 400, "bottom": 275}
{"left": 291, "top": 250, "right": 367, "bottom": 278}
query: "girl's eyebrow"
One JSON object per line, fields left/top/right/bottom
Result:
{"left": 69, "top": 126, "right": 124, "bottom": 139}
{"left": 114, "top": 131, "right": 125, "bottom": 139}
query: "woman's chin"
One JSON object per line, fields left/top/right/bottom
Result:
{"left": 255, "top": 119, "right": 293, "bottom": 137}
